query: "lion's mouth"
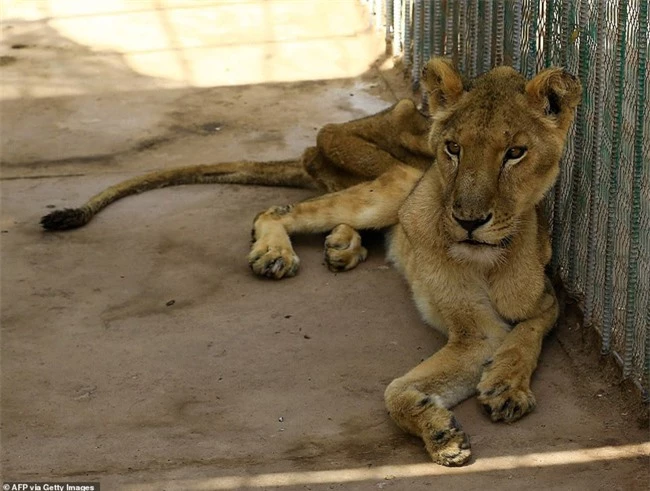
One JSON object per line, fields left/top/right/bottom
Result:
{"left": 460, "top": 236, "right": 512, "bottom": 248}
{"left": 461, "top": 239, "right": 496, "bottom": 247}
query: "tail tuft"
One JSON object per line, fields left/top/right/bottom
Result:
{"left": 40, "top": 208, "right": 91, "bottom": 231}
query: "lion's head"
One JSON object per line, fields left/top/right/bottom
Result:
{"left": 420, "top": 58, "right": 581, "bottom": 264}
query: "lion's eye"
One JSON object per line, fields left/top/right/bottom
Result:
{"left": 504, "top": 146, "right": 527, "bottom": 162}
{"left": 445, "top": 141, "right": 461, "bottom": 156}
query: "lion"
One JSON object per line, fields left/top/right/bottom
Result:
{"left": 41, "top": 58, "right": 581, "bottom": 466}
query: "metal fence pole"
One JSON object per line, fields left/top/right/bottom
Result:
{"left": 602, "top": 0, "right": 629, "bottom": 355}
{"left": 623, "top": 0, "right": 648, "bottom": 377}
{"left": 483, "top": 0, "right": 494, "bottom": 72}
{"left": 412, "top": 0, "right": 423, "bottom": 88}
{"left": 584, "top": 0, "right": 607, "bottom": 325}
{"left": 511, "top": 0, "right": 522, "bottom": 72}
{"left": 526, "top": 0, "right": 539, "bottom": 78}
{"left": 423, "top": 1, "right": 432, "bottom": 66}
{"left": 469, "top": 0, "right": 479, "bottom": 77}
{"left": 495, "top": 0, "right": 505, "bottom": 65}
{"left": 544, "top": 0, "right": 555, "bottom": 68}
{"left": 568, "top": 0, "right": 591, "bottom": 289}
{"left": 459, "top": 0, "right": 467, "bottom": 72}
{"left": 403, "top": 0, "right": 412, "bottom": 67}
{"left": 445, "top": 0, "right": 455, "bottom": 58}
{"left": 433, "top": 0, "right": 443, "bottom": 56}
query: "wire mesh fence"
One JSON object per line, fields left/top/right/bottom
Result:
{"left": 373, "top": 0, "right": 649, "bottom": 398}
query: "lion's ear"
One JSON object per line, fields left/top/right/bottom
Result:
{"left": 421, "top": 58, "right": 465, "bottom": 113}
{"left": 525, "top": 68, "right": 582, "bottom": 129}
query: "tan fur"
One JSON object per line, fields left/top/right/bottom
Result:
{"left": 249, "top": 58, "right": 581, "bottom": 465}
{"left": 41, "top": 57, "right": 581, "bottom": 467}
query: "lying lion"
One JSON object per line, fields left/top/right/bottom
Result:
{"left": 41, "top": 58, "right": 581, "bottom": 466}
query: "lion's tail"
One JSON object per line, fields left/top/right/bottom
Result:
{"left": 40, "top": 159, "right": 316, "bottom": 231}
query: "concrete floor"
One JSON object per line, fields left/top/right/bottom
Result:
{"left": 1, "top": 1, "right": 648, "bottom": 490}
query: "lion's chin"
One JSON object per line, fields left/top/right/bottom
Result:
{"left": 448, "top": 242, "right": 506, "bottom": 267}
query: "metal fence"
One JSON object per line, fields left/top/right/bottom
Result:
{"left": 373, "top": 0, "right": 649, "bottom": 398}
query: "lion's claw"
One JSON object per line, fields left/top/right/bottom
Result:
{"left": 477, "top": 381, "right": 536, "bottom": 423}
{"left": 248, "top": 244, "right": 300, "bottom": 279}
{"left": 477, "top": 347, "right": 538, "bottom": 423}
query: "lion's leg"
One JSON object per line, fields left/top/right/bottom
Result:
{"left": 385, "top": 339, "right": 498, "bottom": 466}
{"left": 315, "top": 124, "right": 401, "bottom": 178}
{"left": 304, "top": 100, "right": 429, "bottom": 192}
{"left": 301, "top": 146, "right": 366, "bottom": 193}
{"left": 249, "top": 165, "right": 423, "bottom": 279}
{"left": 477, "top": 279, "right": 559, "bottom": 422}
{"left": 295, "top": 101, "right": 430, "bottom": 268}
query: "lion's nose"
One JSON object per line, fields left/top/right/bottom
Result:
{"left": 453, "top": 213, "right": 492, "bottom": 233}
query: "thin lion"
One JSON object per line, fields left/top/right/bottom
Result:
{"left": 41, "top": 58, "right": 581, "bottom": 466}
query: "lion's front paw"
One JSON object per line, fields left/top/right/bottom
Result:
{"left": 324, "top": 224, "right": 368, "bottom": 272}
{"left": 248, "top": 242, "right": 300, "bottom": 279}
{"left": 423, "top": 417, "right": 471, "bottom": 466}
{"left": 477, "top": 358, "right": 537, "bottom": 423}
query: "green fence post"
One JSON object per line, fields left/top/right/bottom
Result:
{"left": 495, "top": 0, "right": 504, "bottom": 65}
{"left": 512, "top": 0, "right": 522, "bottom": 72}
{"left": 526, "top": 0, "right": 539, "bottom": 78}
{"left": 404, "top": 0, "right": 412, "bottom": 67}
{"left": 412, "top": 0, "right": 423, "bottom": 88}
{"left": 624, "top": 0, "right": 648, "bottom": 377}
{"left": 423, "top": 1, "right": 432, "bottom": 66}
{"left": 603, "top": 0, "right": 628, "bottom": 355}
{"left": 483, "top": 0, "right": 494, "bottom": 72}
{"left": 445, "top": 0, "right": 455, "bottom": 57}
{"left": 584, "top": 0, "right": 607, "bottom": 325}
{"left": 568, "top": 0, "right": 591, "bottom": 289}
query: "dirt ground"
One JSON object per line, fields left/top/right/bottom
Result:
{"left": 1, "top": 1, "right": 648, "bottom": 490}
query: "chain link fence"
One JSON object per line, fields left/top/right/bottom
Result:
{"left": 368, "top": 0, "right": 649, "bottom": 399}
